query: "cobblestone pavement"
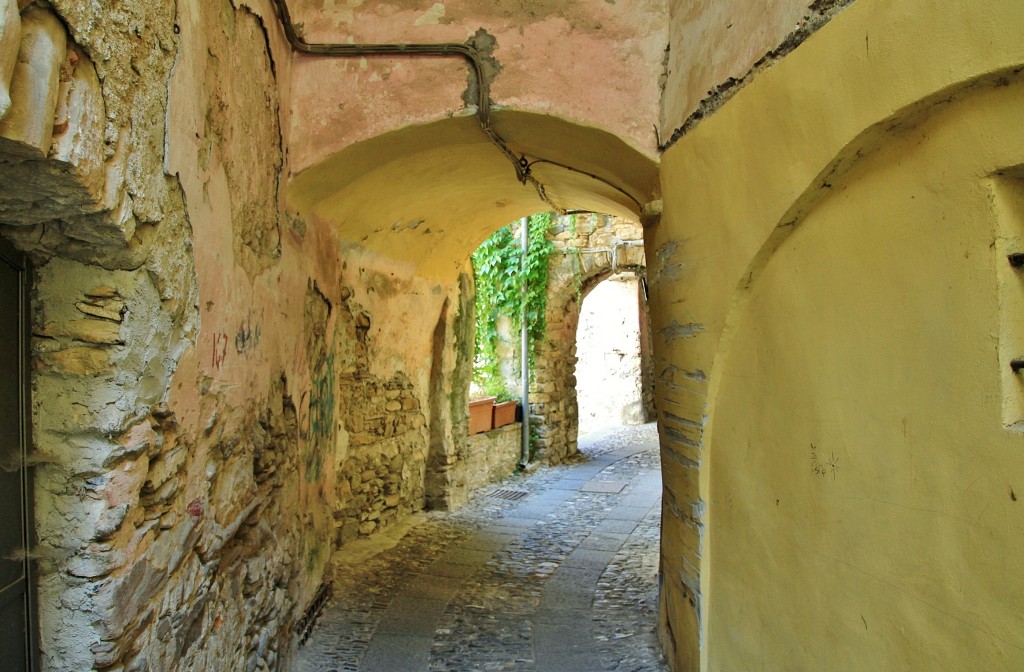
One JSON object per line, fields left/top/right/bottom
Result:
{"left": 295, "top": 423, "right": 668, "bottom": 672}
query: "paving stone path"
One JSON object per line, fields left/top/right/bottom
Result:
{"left": 295, "top": 422, "right": 668, "bottom": 672}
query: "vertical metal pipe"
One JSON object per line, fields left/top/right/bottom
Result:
{"left": 520, "top": 216, "right": 531, "bottom": 468}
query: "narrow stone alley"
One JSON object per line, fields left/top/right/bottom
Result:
{"left": 296, "top": 423, "right": 667, "bottom": 672}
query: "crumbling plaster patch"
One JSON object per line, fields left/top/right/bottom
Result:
{"left": 660, "top": 0, "right": 856, "bottom": 149}
{"left": 203, "top": 0, "right": 284, "bottom": 278}
{"left": 330, "top": 250, "right": 461, "bottom": 541}
{"left": 48, "top": 0, "right": 180, "bottom": 225}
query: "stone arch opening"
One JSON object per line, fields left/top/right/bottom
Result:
{"left": 575, "top": 272, "right": 655, "bottom": 436}
{"left": 285, "top": 112, "right": 659, "bottom": 281}
{"left": 285, "top": 119, "right": 658, "bottom": 462}
{"left": 530, "top": 214, "right": 650, "bottom": 463}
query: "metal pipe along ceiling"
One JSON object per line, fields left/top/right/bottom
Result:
{"left": 268, "top": 0, "right": 644, "bottom": 215}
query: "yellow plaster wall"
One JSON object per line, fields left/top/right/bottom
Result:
{"left": 711, "top": 82, "right": 1024, "bottom": 669}
{"left": 660, "top": 0, "right": 810, "bottom": 134}
{"left": 651, "top": 0, "right": 1024, "bottom": 669}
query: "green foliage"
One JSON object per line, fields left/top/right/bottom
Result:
{"left": 566, "top": 213, "right": 584, "bottom": 302}
{"left": 471, "top": 213, "right": 555, "bottom": 395}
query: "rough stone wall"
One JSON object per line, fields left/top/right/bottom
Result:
{"left": 0, "top": 3, "right": 513, "bottom": 664}
{"left": 331, "top": 284, "right": 430, "bottom": 544}
{"left": 529, "top": 214, "right": 647, "bottom": 464}
{"left": 426, "top": 271, "right": 476, "bottom": 511}
{"left": 0, "top": 1, "right": 199, "bottom": 669}
{"left": 0, "top": 0, "right": 353, "bottom": 670}
{"left": 457, "top": 423, "right": 522, "bottom": 494}
{"left": 325, "top": 251, "right": 484, "bottom": 542}
{"left": 327, "top": 258, "right": 520, "bottom": 523}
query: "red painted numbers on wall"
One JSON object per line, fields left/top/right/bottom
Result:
{"left": 212, "top": 332, "right": 229, "bottom": 369}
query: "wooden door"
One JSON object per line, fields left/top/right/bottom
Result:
{"left": 0, "top": 242, "right": 34, "bottom": 670}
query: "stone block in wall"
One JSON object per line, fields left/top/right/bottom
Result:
{"left": 455, "top": 423, "right": 521, "bottom": 495}
{"left": 0, "top": 9, "right": 115, "bottom": 231}
{"left": 0, "top": 6, "right": 65, "bottom": 158}
{"left": 590, "top": 230, "right": 619, "bottom": 249}
{"left": 0, "top": 0, "right": 20, "bottom": 120}
{"left": 49, "top": 46, "right": 106, "bottom": 199}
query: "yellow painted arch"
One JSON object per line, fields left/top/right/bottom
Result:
{"left": 287, "top": 111, "right": 659, "bottom": 279}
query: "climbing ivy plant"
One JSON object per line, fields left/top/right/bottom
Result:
{"left": 471, "top": 213, "right": 555, "bottom": 397}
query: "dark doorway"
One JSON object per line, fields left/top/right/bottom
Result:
{"left": 0, "top": 241, "right": 35, "bottom": 671}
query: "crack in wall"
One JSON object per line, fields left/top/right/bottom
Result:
{"left": 660, "top": 0, "right": 857, "bottom": 152}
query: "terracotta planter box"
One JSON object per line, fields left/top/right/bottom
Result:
{"left": 492, "top": 400, "right": 518, "bottom": 429}
{"left": 468, "top": 396, "right": 496, "bottom": 435}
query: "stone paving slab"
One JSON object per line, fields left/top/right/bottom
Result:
{"left": 564, "top": 547, "right": 618, "bottom": 570}
{"left": 604, "top": 505, "right": 655, "bottom": 521}
{"left": 480, "top": 524, "right": 530, "bottom": 537}
{"left": 455, "top": 532, "right": 517, "bottom": 552}
{"left": 579, "top": 480, "right": 628, "bottom": 494}
{"left": 295, "top": 422, "right": 668, "bottom": 672}
{"left": 593, "top": 518, "right": 640, "bottom": 535}
{"left": 527, "top": 489, "right": 576, "bottom": 502}
{"left": 507, "top": 503, "right": 560, "bottom": 519}
{"left": 404, "top": 575, "right": 463, "bottom": 600}
{"left": 619, "top": 495, "right": 660, "bottom": 509}
{"left": 423, "top": 561, "right": 476, "bottom": 579}
{"left": 440, "top": 548, "right": 494, "bottom": 566}
{"left": 377, "top": 597, "right": 446, "bottom": 635}
{"left": 545, "top": 478, "right": 591, "bottom": 491}
{"left": 491, "top": 516, "right": 541, "bottom": 528}
{"left": 578, "top": 532, "right": 629, "bottom": 552}
{"left": 361, "top": 634, "right": 433, "bottom": 672}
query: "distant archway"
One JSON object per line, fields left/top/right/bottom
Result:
{"left": 530, "top": 214, "right": 649, "bottom": 463}
{"left": 286, "top": 112, "right": 658, "bottom": 280}
{"left": 576, "top": 273, "right": 653, "bottom": 435}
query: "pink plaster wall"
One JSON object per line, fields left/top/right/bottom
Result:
{"left": 286, "top": 0, "right": 667, "bottom": 175}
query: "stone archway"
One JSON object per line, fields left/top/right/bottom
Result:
{"left": 285, "top": 116, "right": 660, "bottom": 507}
{"left": 530, "top": 213, "right": 651, "bottom": 463}
{"left": 575, "top": 273, "right": 653, "bottom": 434}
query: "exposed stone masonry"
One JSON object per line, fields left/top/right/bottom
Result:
{"left": 528, "top": 214, "right": 651, "bottom": 464}
{"left": 335, "top": 371, "right": 429, "bottom": 543}
{"left": 0, "top": 2, "right": 326, "bottom": 670}
{"left": 332, "top": 287, "right": 428, "bottom": 545}
{"left": 453, "top": 422, "right": 521, "bottom": 495}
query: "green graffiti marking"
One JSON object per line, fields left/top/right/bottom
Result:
{"left": 305, "top": 346, "right": 335, "bottom": 482}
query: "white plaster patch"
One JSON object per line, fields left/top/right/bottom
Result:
{"left": 415, "top": 3, "right": 446, "bottom": 26}
{"left": 324, "top": 0, "right": 365, "bottom": 27}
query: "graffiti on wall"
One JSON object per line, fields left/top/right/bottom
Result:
{"left": 810, "top": 443, "right": 839, "bottom": 481}
{"left": 309, "top": 347, "right": 336, "bottom": 440}
{"left": 235, "top": 311, "right": 262, "bottom": 355}
{"left": 302, "top": 279, "right": 335, "bottom": 484}
{"left": 212, "top": 332, "right": 229, "bottom": 369}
